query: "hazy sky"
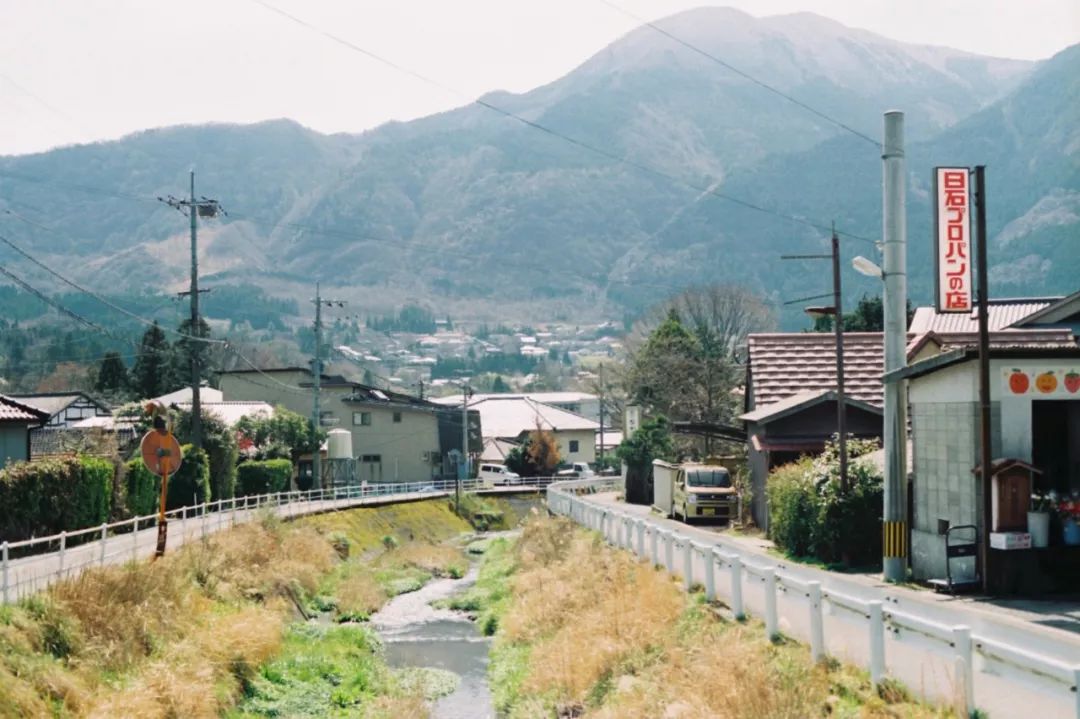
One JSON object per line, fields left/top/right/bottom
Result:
{"left": 1, "top": 0, "right": 1077, "bottom": 156}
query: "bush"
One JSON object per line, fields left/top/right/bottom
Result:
{"left": 766, "top": 438, "right": 883, "bottom": 567}
{"left": 124, "top": 445, "right": 210, "bottom": 517}
{"left": 236, "top": 459, "right": 293, "bottom": 497}
{"left": 0, "top": 456, "right": 114, "bottom": 541}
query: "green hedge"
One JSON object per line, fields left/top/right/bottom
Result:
{"left": 0, "top": 457, "right": 113, "bottom": 541}
{"left": 766, "top": 440, "right": 884, "bottom": 567}
{"left": 236, "top": 459, "right": 293, "bottom": 496}
{"left": 124, "top": 445, "right": 211, "bottom": 516}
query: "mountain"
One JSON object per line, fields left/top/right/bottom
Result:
{"left": 1, "top": 7, "right": 1068, "bottom": 328}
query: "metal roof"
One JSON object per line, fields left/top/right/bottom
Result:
{"left": 468, "top": 396, "right": 598, "bottom": 439}
{"left": 739, "top": 389, "right": 882, "bottom": 424}
{"left": 908, "top": 299, "right": 1059, "bottom": 334}
{"left": 746, "top": 332, "right": 886, "bottom": 410}
{"left": 175, "top": 401, "right": 274, "bottom": 428}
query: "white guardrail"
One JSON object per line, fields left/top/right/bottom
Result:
{"left": 548, "top": 477, "right": 1080, "bottom": 719}
{"left": 0, "top": 476, "right": 551, "bottom": 604}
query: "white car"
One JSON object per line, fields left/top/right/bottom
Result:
{"left": 477, "top": 463, "right": 521, "bottom": 486}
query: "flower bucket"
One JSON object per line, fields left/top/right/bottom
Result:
{"left": 1064, "top": 518, "right": 1080, "bottom": 547}
{"left": 1027, "top": 511, "right": 1050, "bottom": 548}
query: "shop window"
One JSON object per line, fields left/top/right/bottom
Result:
{"left": 353, "top": 412, "right": 372, "bottom": 426}
{"left": 1032, "top": 400, "right": 1080, "bottom": 494}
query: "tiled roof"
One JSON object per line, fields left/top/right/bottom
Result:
{"left": 908, "top": 299, "right": 1060, "bottom": 334}
{"left": 747, "top": 332, "right": 885, "bottom": 410}
{"left": 0, "top": 394, "right": 50, "bottom": 423}
{"left": 7, "top": 392, "right": 107, "bottom": 417}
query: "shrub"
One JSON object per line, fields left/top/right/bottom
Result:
{"left": 766, "top": 438, "right": 883, "bottom": 567}
{"left": 125, "top": 459, "right": 160, "bottom": 518}
{"left": 0, "top": 456, "right": 114, "bottom": 541}
{"left": 236, "top": 459, "right": 293, "bottom": 497}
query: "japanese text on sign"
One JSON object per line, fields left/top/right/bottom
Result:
{"left": 934, "top": 167, "right": 972, "bottom": 313}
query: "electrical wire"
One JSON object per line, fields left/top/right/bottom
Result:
{"left": 0, "top": 263, "right": 116, "bottom": 336}
{"left": 595, "top": 0, "right": 880, "bottom": 147}
{"left": 247, "top": 0, "right": 877, "bottom": 245}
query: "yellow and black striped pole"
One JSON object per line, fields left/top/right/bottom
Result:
{"left": 883, "top": 520, "right": 908, "bottom": 561}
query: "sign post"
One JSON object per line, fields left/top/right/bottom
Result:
{"left": 140, "top": 413, "right": 183, "bottom": 558}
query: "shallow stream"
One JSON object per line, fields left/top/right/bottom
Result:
{"left": 371, "top": 563, "right": 495, "bottom": 719}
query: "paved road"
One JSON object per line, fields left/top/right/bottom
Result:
{"left": 587, "top": 492, "right": 1080, "bottom": 719}
{"left": 3, "top": 490, "right": 452, "bottom": 602}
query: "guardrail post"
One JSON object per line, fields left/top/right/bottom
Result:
{"left": 181, "top": 505, "right": 188, "bottom": 543}
{"left": 725, "top": 553, "right": 745, "bottom": 619}
{"left": 2, "top": 541, "right": 9, "bottom": 604}
{"left": 808, "top": 581, "right": 824, "bottom": 662}
{"left": 58, "top": 531, "right": 67, "bottom": 575}
{"left": 868, "top": 600, "right": 885, "bottom": 687}
{"left": 1072, "top": 667, "right": 1080, "bottom": 719}
{"left": 703, "top": 544, "right": 715, "bottom": 601}
{"left": 764, "top": 568, "right": 778, "bottom": 640}
{"left": 663, "top": 531, "right": 674, "bottom": 574}
{"left": 201, "top": 502, "right": 208, "bottom": 539}
{"left": 952, "top": 626, "right": 974, "bottom": 716}
{"left": 681, "top": 537, "right": 693, "bottom": 590}
{"left": 636, "top": 520, "right": 646, "bottom": 558}
{"left": 649, "top": 526, "right": 659, "bottom": 566}
{"left": 231, "top": 497, "right": 238, "bottom": 527}
{"left": 131, "top": 518, "right": 139, "bottom": 560}
{"left": 99, "top": 523, "right": 107, "bottom": 566}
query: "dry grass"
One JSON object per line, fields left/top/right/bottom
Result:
{"left": 380, "top": 542, "right": 468, "bottom": 577}
{"left": 494, "top": 515, "right": 954, "bottom": 719}
{"left": 336, "top": 571, "right": 389, "bottom": 619}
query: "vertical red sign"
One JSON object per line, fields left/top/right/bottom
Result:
{"left": 934, "top": 167, "right": 972, "bottom": 313}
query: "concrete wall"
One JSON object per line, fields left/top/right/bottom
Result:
{"left": 556, "top": 429, "right": 596, "bottom": 465}
{"left": 220, "top": 373, "right": 442, "bottom": 482}
{"left": 0, "top": 424, "right": 30, "bottom": 469}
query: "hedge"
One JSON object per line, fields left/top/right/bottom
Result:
{"left": 236, "top": 459, "right": 293, "bottom": 496}
{"left": 125, "top": 444, "right": 211, "bottom": 516}
{"left": 0, "top": 457, "right": 113, "bottom": 541}
{"left": 766, "top": 439, "right": 884, "bottom": 567}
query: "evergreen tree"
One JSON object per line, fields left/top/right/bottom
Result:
{"left": 172, "top": 317, "right": 211, "bottom": 389}
{"left": 95, "top": 351, "right": 129, "bottom": 395}
{"left": 131, "top": 322, "right": 174, "bottom": 399}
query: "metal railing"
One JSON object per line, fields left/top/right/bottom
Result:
{"left": 548, "top": 477, "right": 1080, "bottom": 719}
{"left": 0, "top": 476, "right": 502, "bottom": 604}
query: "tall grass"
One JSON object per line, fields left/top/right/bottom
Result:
{"left": 488, "top": 515, "right": 955, "bottom": 719}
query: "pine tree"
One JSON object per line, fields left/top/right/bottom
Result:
{"left": 131, "top": 322, "right": 174, "bottom": 399}
{"left": 95, "top": 351, "right": 129, "bottom": 395}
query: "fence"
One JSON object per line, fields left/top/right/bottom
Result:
{"left": 0, "top": 476, "right": 514, "bottom": 604}
{"left": 548, "top": 477, "right": 1080, "bottom": 719}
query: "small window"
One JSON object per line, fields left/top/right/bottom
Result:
{"left": 360, "top": 454, "right": 382, "bottom": 463}
{"left": 353, "top": 412, "right": 372, "bottom": 426}
{"left": 393, "top": 411, "right": 402, "bottom": 423}
{"left": 569, "top": 440, "right": 580, "bottom": 453}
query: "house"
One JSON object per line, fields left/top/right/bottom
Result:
{"left": 217, "top": 367, "right": 478, "bottom": 483}
{"left": 173, "top": 401, "right": 274, "bottom": 428}
{"left": 0, "top": 394, "right": 50, "bottom": 469}
{"left": 435, "top": 391, "right": 601, "bottom": 422}
{"left": 450, "top": 395, "right": 598, "bottom": 466}
{"left": 9, "top": 392, "right": 115, "bottom": 459}
{"left": 741, "top": 332, "right": 887, "bottom": 528}
{"left": 9, "top": 392, "right": 111, "bottom": 428}
{"left": 893, "top": 344, "right": 1080, "bottom": 592}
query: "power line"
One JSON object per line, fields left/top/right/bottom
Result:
{"left": 247, "top": 0, "right": 877, "bottom": 245}
{"left": 0, "top": 232, "right": 226, "bottom": 345}
{"left": 0, "top": 263, "right": 115, "bottom": 336}
{"left": 595, "top": 0, "right": 880, "bottom": 148}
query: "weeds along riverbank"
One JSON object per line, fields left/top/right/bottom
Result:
{"left": 473, "top": 514, "right": 960, "bottom": 719}
{"left": 0, "top": 496, "right": 492, "bottom": 718}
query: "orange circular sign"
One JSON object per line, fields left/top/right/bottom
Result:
{"left": 140, "top": 430, "right": 183, "bottom": 477}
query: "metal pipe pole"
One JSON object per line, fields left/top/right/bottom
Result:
{"left": 974, "top": 166, "right": 993, "bottom": 594}
{"left": 312, "top": 282, "right": 322, "bottom": 490}
{"left": 189, "top": 170, "right": 202, "bottom": 450}
{"left": 832, "top": 229, "right": 848, "bottom": 492}
{"left": 459, "top": 386, "right": 471, "bottom": 510}
{"left": 882, "top": 111, "right": 908, "bottom": 583}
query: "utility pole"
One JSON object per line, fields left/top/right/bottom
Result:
{"left": 882, "top": 110, "right": 909, "bottom": 583}
{"left": 831, "top": 228, "right": 849, "bottom": 491}
{"left": 597, "top": 364, "right": 607, "bottom": 469}
{"left": 459, "top": 384, "right": 473, "bottom": 510}
{"left": 159, "top": 170, "right": 222, "bottom": 451}
{"left": 310, "top": 283, "right": 346, "bottom": 490}
{"left": 974, "top": 165, "right": 993, "bottom": 594}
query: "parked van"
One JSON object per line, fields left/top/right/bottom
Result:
{"left": 478, "top": 463, "right": 521, "bottom": 487}
{"left": 652, "top": 460, "right": 738, "bottom": 523}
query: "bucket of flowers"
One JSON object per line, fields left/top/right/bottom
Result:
{"left": 1028, "top": 491, "right": 1053, "bottom": 548}
{"left": 1054, "top": 491, "right": 1080, "bottom": 546}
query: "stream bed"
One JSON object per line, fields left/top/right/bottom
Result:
{"left": 371, "top": 564, "right": 495, "bottom": 719}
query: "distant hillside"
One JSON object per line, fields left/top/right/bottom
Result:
{"left": 2, "top": 7, "right": 1068, "bottom": 329}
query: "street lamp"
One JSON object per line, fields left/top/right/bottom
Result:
{"left": 852, "top": 255, "right": 884, "bottom": 279}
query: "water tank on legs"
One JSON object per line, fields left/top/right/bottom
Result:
{"left": 326, "top": 429, "right": 357, "bottom": 489}
{"left": 327, "top": 429, "right": 353, "bottom": 460}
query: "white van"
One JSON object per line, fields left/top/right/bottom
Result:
{"left": 478, "top": 463, "right": 521, "bottom": 487}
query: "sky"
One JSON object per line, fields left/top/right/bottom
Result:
{"left": 1, "top": 0, "right": 1077, "bottom": 156}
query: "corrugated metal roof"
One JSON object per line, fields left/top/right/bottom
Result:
{"left": 175, "top": 401, "right": 274, "bottom": 428}
{"left": 0, "top": 394, "right": 50, "bottom": 423}
{"left": 747, "top": 332, "right": 886, "bottom": 410}
{"left": 908, "top": 299, "right": 1058, "bottom": 334}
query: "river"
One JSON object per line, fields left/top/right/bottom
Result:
{"left": 371, "top": 563, "right": 496, "bottom": 719}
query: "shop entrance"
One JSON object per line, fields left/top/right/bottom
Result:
{"left": 1032, "top": 400, "right": 1080, "bottom": 495}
